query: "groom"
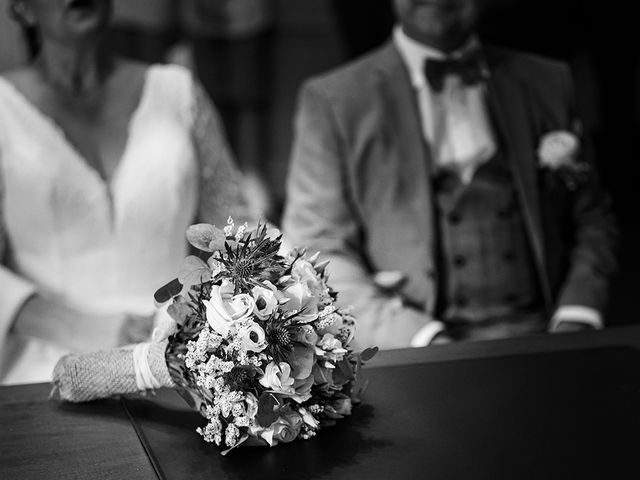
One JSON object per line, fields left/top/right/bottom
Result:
{"left": 282, "top": 0, "right": 618, "bottom": 348}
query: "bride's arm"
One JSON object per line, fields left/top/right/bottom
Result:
{"left": 190, "top": 81, "right": 263, "bottom": 227}
{"left": 0, "top": 152, "right": 135, "bottom": 351}
{"left": 0, "top": 156, "right": 37, "bottom": 346}
{"left": 0, "top": 155, "right": 128, "bottom": 352}
{"left": 11, "top": 296, "right": 130, "bottom": 352}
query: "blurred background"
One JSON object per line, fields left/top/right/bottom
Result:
{"left": 1, "top": 0, "right": 638, "bottom": 326}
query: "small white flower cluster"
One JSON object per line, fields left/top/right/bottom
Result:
{"left": 196, "top": 418, "right": 223, "bottom": 444}
{"left": 184, "top": 328, "right": 223, "bottom": 369}
{"left": 298, "top": 424, "right": 317, "bottom": 440}
{"left": 223, "top": 216, "right": 248, "bottom": 242}
{"left": 196, "top": 377, "right": 256, "bottom": 448}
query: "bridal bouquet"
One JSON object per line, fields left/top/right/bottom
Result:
{"left": 52, "top": 218, "right": 376, "bottom": 453}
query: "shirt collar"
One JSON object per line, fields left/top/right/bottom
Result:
{"left": 393, "top": 24, "right": 481, "bottom": 89}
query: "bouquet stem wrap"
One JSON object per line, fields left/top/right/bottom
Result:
{"left": 51, "top": 341, "right": 175, "bottom": 402}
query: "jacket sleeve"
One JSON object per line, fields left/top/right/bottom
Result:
{"left": 282, "top": 80, "right": 440, "bottom": 350}
{"left": 553, "top": 66, "right": 619, "bottom": 315}
{"left": 554, "top": 161, "right": 618, "bottom": 313}
{"left": 0, "top": 155, "right": 36, "bottom": 344}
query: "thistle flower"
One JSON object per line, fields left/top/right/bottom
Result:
{"left": 218, "top": 222, "right": 288, "bottom": 294}
{"left": 264, "top": 314, "right": 297, "bottom": 362}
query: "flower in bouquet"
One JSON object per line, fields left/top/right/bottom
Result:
{"left": 160, "top": 217, "right": 377, "bottom": 453}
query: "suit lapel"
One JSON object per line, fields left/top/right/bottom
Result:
{"left": 484, "top": 48, "right": 553, "bottom": 310}
{"left": 374, "top": 43, "right": 437, "bottom": 312}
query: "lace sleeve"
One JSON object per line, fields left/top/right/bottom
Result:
{"left": 191, "top": 81, "right": 260, "bottom": 227}
{"left": 0, "top": 160, "right": 5, "bottom": 261}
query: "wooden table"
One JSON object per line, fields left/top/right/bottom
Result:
{"left": 2, "top": 325, "right": 640, "bottom": 480}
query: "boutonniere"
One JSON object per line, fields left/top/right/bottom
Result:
{"left": 537, "top": 130, "right": 590, "bottom": 190}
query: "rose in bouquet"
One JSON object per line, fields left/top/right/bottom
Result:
{"left": 52, "top": 218, "right": 377, "bottom": 453}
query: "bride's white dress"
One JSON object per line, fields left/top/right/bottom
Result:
{"left": 0, "top": 64, "right": 251, "bottom": 384}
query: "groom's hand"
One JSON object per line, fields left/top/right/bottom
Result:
{"left": 117, "top": 313, "right": 155, "bottom": 345}
{"left": 429, "top": 331, "right": 454, "bottom": 345}
{"left": 552, "top": 320, "right": 595, "bottom": 333}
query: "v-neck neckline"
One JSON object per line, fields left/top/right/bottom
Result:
{"left": 0, "top": 65, "right": 155, "bottom": 191}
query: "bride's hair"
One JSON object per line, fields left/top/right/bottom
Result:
{"left": 7, "top": 0, "right": 41, "bottom": 60}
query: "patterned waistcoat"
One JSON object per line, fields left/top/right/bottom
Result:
{"left": 433, "top": 151, "right": 544, "bottom": 332}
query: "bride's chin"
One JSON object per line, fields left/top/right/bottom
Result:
{"left": 64, "top": 0, "right": 108, "bottom": 11}
{"left": 62, "top": 0, "right": 111, "bottom": 31}
{"left": 61, "top": 13, "right": 111, "bottom": 38}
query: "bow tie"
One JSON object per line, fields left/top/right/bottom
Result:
{"left": 424, "top": 52, "right": 488, "bottom": 92}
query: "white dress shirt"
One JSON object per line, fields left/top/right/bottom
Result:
{"left": 393, "top": 26, "right": 496, "bottom": 184}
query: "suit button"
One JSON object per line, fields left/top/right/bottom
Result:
{"left": 497, "top": 207, "right": 511, "bottom": 219}
{"left": 453, "top": 255, "right": 467, "bottom": 268}
{"left": 503, "top": 251, "right": 515, "bottom": 262}
{"left": 455, "top": 295, "right": 468, "bottom": 307}
{"left": 504, "top": 293, "right": 518, "bottom": 303}
{"left": 447, "top": 212, "right": 462, "bottom": 224}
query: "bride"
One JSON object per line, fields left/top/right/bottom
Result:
{"left": 0, "top": 0, "right": 256, "bottom": 384}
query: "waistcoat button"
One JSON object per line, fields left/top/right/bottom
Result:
{"left": 455, "top": 295, "right": 468, "bottom": 307}
{"left": 447, "top": 212, "right": 462, "bottom": 224}
{"left": 453, "top": 255, "right": 467, "bottom": 267}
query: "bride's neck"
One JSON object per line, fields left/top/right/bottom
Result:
{"left": 35, "top": 40, "right": 114, "bottom": 97}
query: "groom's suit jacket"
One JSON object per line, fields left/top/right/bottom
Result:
{"left": 282, "top": 41, "right": 618, "bottom": 349}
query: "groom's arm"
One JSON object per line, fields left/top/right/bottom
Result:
{"left": 547, "top": 65, "right": 619, "bottom": 329}
{"left": 282, "top": 80, "right": 442, "bottom": 350}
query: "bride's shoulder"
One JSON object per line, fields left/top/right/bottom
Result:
{"left": 1, "top": 65, "right": 33, "bottom": 80}
{"left": 115, "top": 58, "right": 150, "bottom": 84}
{"left": 135, "top": 61, "right": 193, "bottom": 82}
{"left": 114, "top": 59, "right": 190, "bottom": 99}
{"left": 0, "top": 66, "right": 38, "bottom": 93}
{"left": 141, "top": 62, "right": 197, "bottom": 103}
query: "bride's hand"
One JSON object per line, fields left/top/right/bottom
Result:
{"left": 116, "top": 313, "right": 155, "bottom": 345}
{"left": 11, "top": 295, "right": 127, "bottom": 352}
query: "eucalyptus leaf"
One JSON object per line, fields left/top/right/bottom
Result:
{"left": 208, "top": 232, "right": 228, "bottom": 252}
{"left": 167, "top": 302, "right": 191, "bottom": 324}
{"left": 287, "top": 343, "right": 314, "bottom": 379}
{"left": 360, "top": 346, "right": 379, "bottom": 362}
{"left": 257, "top": 393, "right": 280, "bottom": 427}
{"left": 153, "top": 277, "right": 182, "bottom": 304}
{"left": 178, "top": 255, "right": 212, "bottom": 287}
{"left": 350, "top": 378, "right": 369, "bottom": 404}
{"left": 334, "top": 358, "right": 355, "bottom": 385}
{"left": 312, "top": 363, "right": 333, "bottom": 386}
{"left": 186, "top": 223, "right": 225, "bottom": 252}
{"left": 174, "top": 386, "right": 197, "bottom": 410}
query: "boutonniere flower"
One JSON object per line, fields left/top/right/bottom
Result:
{"left": 537, "top": 130, "right": 590, "bottom": 190}
{"left": 538, "top": 130, "right": 579, "bottom": 169}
